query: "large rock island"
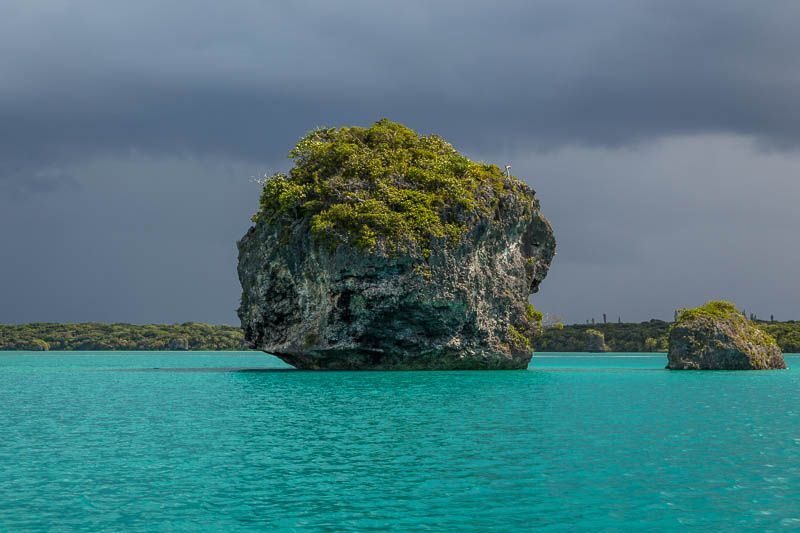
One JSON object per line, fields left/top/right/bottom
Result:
{"left": 667, "top": 301, "right": 786, "bottom": 370}
{"left": 237, "top": 120, "right": 555, "bottom": 369}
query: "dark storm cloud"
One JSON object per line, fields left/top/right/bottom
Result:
{"left": 2, "top": 0, "right": 800, "bottom": 324}
{"left": 2, "top": 0, "right": 800, "bottom": 179}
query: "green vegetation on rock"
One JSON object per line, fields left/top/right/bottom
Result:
{"left": 526, "top": 303, "right": 543, "bottom": 325}
{"left": 676, "top": 300, "right": 741, "bottom": 323}
{"left": 676, "top": 301, "right": 779, "bottom": 347}
{"left": 507, "top": 324, "right": 531, "bottom": 351}
{"left": 251, "top": 119, "right": 533, "bottom": 257}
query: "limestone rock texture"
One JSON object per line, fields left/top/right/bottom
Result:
{"left": 667, "top": 301, "right": 786, "bottom": 370}
{"left": 237, "top": 120, "right": 555, "bottom": 370}
{"left": 168, "top": 337, "right": 189, "bottom": 351}
{"left": 584, "top": 329, "right": 609, "bottom": 352}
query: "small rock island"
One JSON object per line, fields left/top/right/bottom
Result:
{"left": 237, "top": 120, "right": 555, "bottom": 369}
{"left": 667, "top": 301, "right": 786, "bottom": 370}
{"left": 584, "top": 329, "right": 609, "bottom": 352}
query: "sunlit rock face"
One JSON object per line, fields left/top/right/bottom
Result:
{"left": 667, "top": 301, "right": 786, "bottom": 370}
{"left": 237, "top": 120, "right": 555, "bottom": 370}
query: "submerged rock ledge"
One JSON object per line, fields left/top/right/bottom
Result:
{"left": 237, "top": 120, "right": 555, "bottom": 370}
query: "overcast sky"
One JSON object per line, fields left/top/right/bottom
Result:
{"left": 2, "top": 0, "right": 800, "bottom": 325}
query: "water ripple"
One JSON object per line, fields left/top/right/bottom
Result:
{"left": 1, "top": 353, "right": 798, "bottom": 531}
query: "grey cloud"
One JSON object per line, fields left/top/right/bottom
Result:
{"left": 502, "top": 135, "right": 800, "bottom": 324}
{"left": 0, "top": 154, "right": 265, "bottom": 324}
{"left": 2, "top": 1, "right": 800, "bottom": 325}
{"left": 3, "top": 0, "right": 800, "bottom": 183}
{"left": 0, "top": 171, "right": 82, "bottom": 198}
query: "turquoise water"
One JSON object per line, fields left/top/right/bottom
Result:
{"left": 1, "top": 352, "right": 799, "bottom": 531}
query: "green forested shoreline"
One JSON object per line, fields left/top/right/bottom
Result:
{"left": 0, "top": 323, "right": 246, "bottom": 351}
{"left": 532, "top": 320, "right": 800, "bottom": 353}
{"left": 3, "top": 319, "right": 800, "bottom": 353}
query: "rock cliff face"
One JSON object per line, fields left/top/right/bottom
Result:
{"left": 667, "top": 301, "right": 786, "bottom": 370}
{"left": 584, "top": 329, "right": 609, "bottom": 352}
{"left": 237, "top": 120, "right": 555, "bottom": 370}
{"left": 168, "top": 337, "right": 189, "bottom": 351}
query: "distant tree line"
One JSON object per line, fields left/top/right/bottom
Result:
{"left": 0, "top": 323, "right": 247, "bottom": 351}
{"left": 532, "top": 319, "right": 800, "bottom": 353}
{"left": 4, "top": 318, "right": 800, "bottom": 353}
{"left": 758, "top": 320, "right": 800, "bottom": 353}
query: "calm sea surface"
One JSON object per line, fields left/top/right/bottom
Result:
{"left": 1, "top": 352, "right": 798, "bottom": 531}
